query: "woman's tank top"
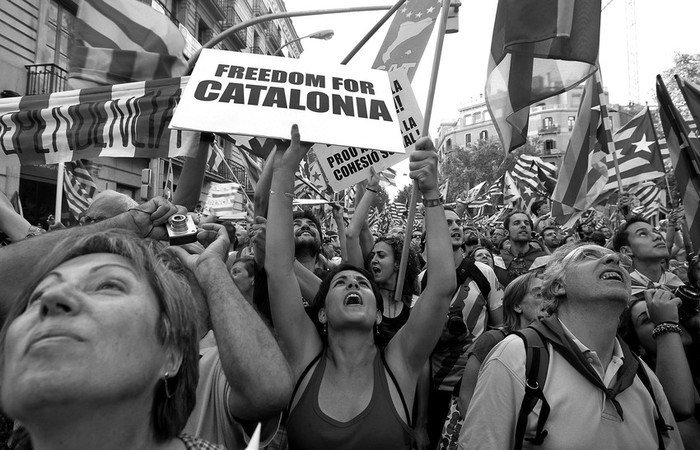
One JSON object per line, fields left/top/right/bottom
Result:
{"left": 286, "top": 350, "right": 414, "bottom": 450}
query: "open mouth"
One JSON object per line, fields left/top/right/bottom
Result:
{"left": 601, "top": 271, "right": 623, "bottom": 282}
{"left": 344, "top": 293, "right": 363, "bottom": 306}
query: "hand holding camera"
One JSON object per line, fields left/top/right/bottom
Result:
{"left": 644, "top": 288, "right": 681, "bottom": 326}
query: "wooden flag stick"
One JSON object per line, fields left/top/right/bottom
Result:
{"left": 394, "top": 0, "right": 452, "bottom": 303}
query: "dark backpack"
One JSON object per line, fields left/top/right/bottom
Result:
{"left": 511, "top": 327, "right": 673, "bottom": 450}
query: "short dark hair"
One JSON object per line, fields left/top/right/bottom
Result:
{"left": 587, "top": 231, "right": 607, "bottom": 247}
{"left": 503, "top": 210, "right": 533, "bottom": 230}
{"left": 611, "top": 216, "right": 649, "bottom": 252}
{"left": 540, "top": 226, "right": 558, "bottom": 239}
{"left": 226, "top": 255, "right": 255, "bottom": 277}
{"left": 293, "top": 209, "right": 324, "bottom": 244}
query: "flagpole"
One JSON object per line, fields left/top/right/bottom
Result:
{"left": 55, "top": 162, "right": 65, "bottom": 223}
{"left": 394, "top": 0, "right": 452, "bottom": 304}
{"left": 188, "top": 5, "right": 395, "bottom": 73}
{"left": 340, "top": 0, "right": 408, "bottom": 65}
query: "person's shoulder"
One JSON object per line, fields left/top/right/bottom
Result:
{"left": 483, "top": 334, "right": 527, "bottom": 365}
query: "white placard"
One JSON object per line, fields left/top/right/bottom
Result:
{"left": 171, "top": 49, "right": 405, "bottom": 153}
{"left": 314, "top": 70, "right": 424, "bottom": 192}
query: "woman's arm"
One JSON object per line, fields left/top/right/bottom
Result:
{"left": 345, "top": 172, "right": 379, "bottom": 267}
{"left": 265, "top": 125, "right": 322, "bottom": 376}
{"left": 457, "top": 355, "right": 483, "bottom": 414}
{"left": 387, "top": 138, "right": 456, "bottom": 374}
{"left": 330, "top": 203, "right": 348, "bottom": 263}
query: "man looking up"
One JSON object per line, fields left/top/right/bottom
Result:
{"left": 460, "top": 243, "right": 683, "bottom": 449}
{"left": 292, "top": 209, "right": 328, "bottom": 279}
{"left": 495, "top": 210, "right": 547, "bottom": 287}
{"left": 612, "top": 216, "right": 684, "bottom": 296}
{"left": 540, "top": 226, "right": 560, "bottom": 254}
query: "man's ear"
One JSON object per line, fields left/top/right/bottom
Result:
{"left": 317, "top": 308, "right": 327, "bottom": 324}
{"left": 376, "top": 311, "right": 383, "bottom": 325}
{"left": 620, "top": 246, "right": 633, "bottom": 258}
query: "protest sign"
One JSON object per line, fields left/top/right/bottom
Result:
{"left": 314, "top": 70, "right": 423, "bottom": 192}
{"left": 204, "top": 182, "right": 245, "bottom": 219}
{"left": 170, "top": 49, "right": 405, "bottom": 153}
{"left": 0, "top": 77, "right": 197, "bottom": 166}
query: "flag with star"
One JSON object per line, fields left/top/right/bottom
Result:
{"left": 503, "top": 171, "right": 522, "bottom": 206}
{"left": 657, "top": 75, "right": 700, "bottom": 250}
{"left": 600, "top": 107, "right": 665, "bottom": 193}
{"left": 372, "top": 0, "right": 442, "bottom": 81}
{"left": 486, "top": 0, "right": 601, "bottom": 152}
{"left": 308, "top": 159, "right": 328, "bottom": 193}
{"left": 677, "top": 76, "right": 700, "bottom": 144}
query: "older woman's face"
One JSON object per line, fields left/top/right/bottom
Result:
{"left": 2, "top": 253, "right": 170, "bottom": 417}
{"left": 518, "top": 278, "right": 544, "bottom": 325}
{"left": 473, "top": 249, "right": 494, "bottom": 268}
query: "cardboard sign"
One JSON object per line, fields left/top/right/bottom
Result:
{"left": 171, "top": 49, "right": 405, "bottom": 153}
{"left": 314, "top": 70, "right": 424, "bottom": 192}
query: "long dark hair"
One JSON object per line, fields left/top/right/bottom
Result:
{"left": 365, "top": 235, "right": 418, "bottom": 305}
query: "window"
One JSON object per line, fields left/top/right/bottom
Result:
{"left": 473, "top": 112, "right": 482, "bottom": 123}
{"left": 465, "top": 133, "right": 471, "bottom": 144}
{"left": 479, "top": 130, "right": 488, "bottom": 140}
{"left": 46, "top": 1, "right": 76, "bottom": 69}
{"left": 543, "top": 117, "right": 553, "bottom": 128}
{"left": 544, "top": 140, "right": 556, "bottom": 155}
{"left": 568, "top": 116, "right": 575, "bottom": 130}
{"left": 446, "top": 138, "right": 452, "bottom": 149}
{"left": 483, "top": 111, "right": 490, "bottom": 121}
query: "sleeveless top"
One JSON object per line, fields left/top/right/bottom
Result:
{"left": 377, "top": 302, "right": 411, "bottom": 348}
{"left": 286, "top": 350, "right": 415, "bottom": 450}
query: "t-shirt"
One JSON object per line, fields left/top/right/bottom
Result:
{"left": 495, "top": 242, "right": 547, "bottom": 287}
{"left": 428, "top": 261, "right": 503, "bottom": 391}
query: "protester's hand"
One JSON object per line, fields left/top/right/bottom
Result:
{"left": 250, "top": 216, "right": 267, "bottom": 267}
{"left": 273, "top": 124, "right": 311, "bottom": 172}
{"left": 409, "top": 137, "right": 439, "bottom": 196}
{"left": 644, "top": 288, "right": 681, "bottom": 325}
{"left": 167, "top": 223, "right": 230, "bottom": 271}
{"left": 617, "top": 192, "right": 632, "bottom": 217}
{"left": 126, "top": 196, "right": 187, "bottom": 240}
{"left": 331, "top": 202, "right": 344, "bottom": 222}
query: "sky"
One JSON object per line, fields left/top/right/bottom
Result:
{"left": 284, "top": 0, "right": 700, "bottom": 196}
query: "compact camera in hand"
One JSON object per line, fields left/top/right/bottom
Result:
{"left": 675, "top": 285, "right": 700, "bottom": 322}
{"left": 166, "top": 214, "right": 198, "bottom": 245}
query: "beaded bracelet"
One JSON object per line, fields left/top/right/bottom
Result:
{"left": 651, "top": 323, "right": 682, "bottom": 339}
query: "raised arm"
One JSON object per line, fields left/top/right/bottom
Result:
{"left": 169, "top": 223, "right": 293, "bottom": 420}
{"left": 345, "top": 172, "right": 379, "bottom": 267}
{"left": 387, "top": 137, "right": 456, "bottom": 373}
{"left": 265, "top": 125, "right": 322, "bottom": 376}
{"left": 330, "top": 203, "right": 348, "bottom": 263}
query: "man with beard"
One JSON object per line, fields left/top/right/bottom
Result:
{"left": 462, "top": 224, "right": 481, "bottom": 256}
{"left": 421, "top": 206, "right": 503, "bottom": 449}
{"left": 540, "top": 226, "right": 560, "bottom": 254}
{"left": 494, "top": 210, "right": 547, "bottom": 288}
{"left": 292, "top": 209, "right": 329, "bottom": 279}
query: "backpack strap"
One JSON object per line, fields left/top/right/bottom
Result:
{"left": 634, "top": 357, "right": 674, "bottom": 450}
{"left": 512, "top": 327, "right": 550, "bottom": 449}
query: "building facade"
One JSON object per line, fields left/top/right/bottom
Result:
{"left": 435, "top": 85, "right": 623, "bottom": 171}
{"left": 0, "top": 0, "right": 301, "bottom": 225}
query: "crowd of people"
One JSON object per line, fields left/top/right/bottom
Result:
{"left": 0, "top": 126, "right": 699, "bottom": 449}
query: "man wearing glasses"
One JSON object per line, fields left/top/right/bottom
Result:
{"left": 460, "top": 243, "right": 682, "bottom": 449}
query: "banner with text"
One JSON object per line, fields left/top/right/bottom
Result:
{"left": 0, "top": 77, "right": 198, "bottom": 166}
{"left": 171, "top": 49, "right": 405, "bottom": 153}
{"left": 315, "top": 70, "right": 423, "bottom": 192}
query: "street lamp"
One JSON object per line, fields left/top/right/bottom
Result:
{"left": 273, "top": 29, "right": 334, "bottom": 56}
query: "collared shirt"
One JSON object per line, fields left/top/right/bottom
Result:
{"left": 559, "top": 319, "right": 624, "bottom": 387}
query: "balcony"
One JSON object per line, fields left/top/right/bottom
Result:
{"left": 265, "top": 27, "right": 281, "bottom": 51}
{"left": 25, "top": 63, "right": 67, "bottom": 95}
{"left": 221, "top": 7, "right": 247, "bottom": 49}
{"left": 538, "top": 124, "right": 560, "bottom": 134}
{"left": 252, "top": 0, "right": 264, "bottom": 16}
{"left": 151, "top": 0, "right": 179, "bottom": 26}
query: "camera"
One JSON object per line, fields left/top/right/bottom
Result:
{"left": 166, "top": 214, "right": 198, "bottom": 245}
{"left": 675, "top": 285, "right": 700, "bottom": 322}
{"left": 446, "top": 308, "right": 467, "bottom": 336}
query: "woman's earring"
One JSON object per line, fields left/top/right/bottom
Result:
{"left": 163, "top": 372, "right": 175, "bottom": 399}
{"left": 323, "top": 323, "right": 327, "bottom": 335}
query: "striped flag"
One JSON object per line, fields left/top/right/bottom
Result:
{"left": 239, "top": 150, "right": 262, "bottom": 192}
{"left": 63, "top": 160, "right": 100, "bottom": 219}
{"left": 601, "top": 108, "right": 665, "bottom": 192}
{"left": 207, "top": 143, "right": 225, "bottom": 173}
{"left": 465, "top": 181, "right": 486, "bottom": 203}
{"left": 439, "top": 180, "right": 450, "bottom": 200}
{"left": 503, "top": 171, "right": 522, "bottom": 206}
{"left": 379, "top": 167, "right": 397, "bottom": 187}
{"left": 0, "top": 77, "right": 197, "bottom": 166}
{"left": 69, "top": 0, "right": 186, "bottom": 89}
{"left": 552, "top": 73, "right": 611, "bottom": 224}
{"left": 677, "top": 76, "right": 700, "bottom": 135}
{"left": 656, "top": 75, "right": 700, "bottom": 251}
{"left": 629, "top": 182, "right": 665, "bottom": 219}
{"left": 308, "top": 159, "right": 328, "bottom": 193}
{"left": 486, "top": 0, "right": 600, "bottom": 152}
{"left": 511, "top": 154, "right": 553, "bottom": 198}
